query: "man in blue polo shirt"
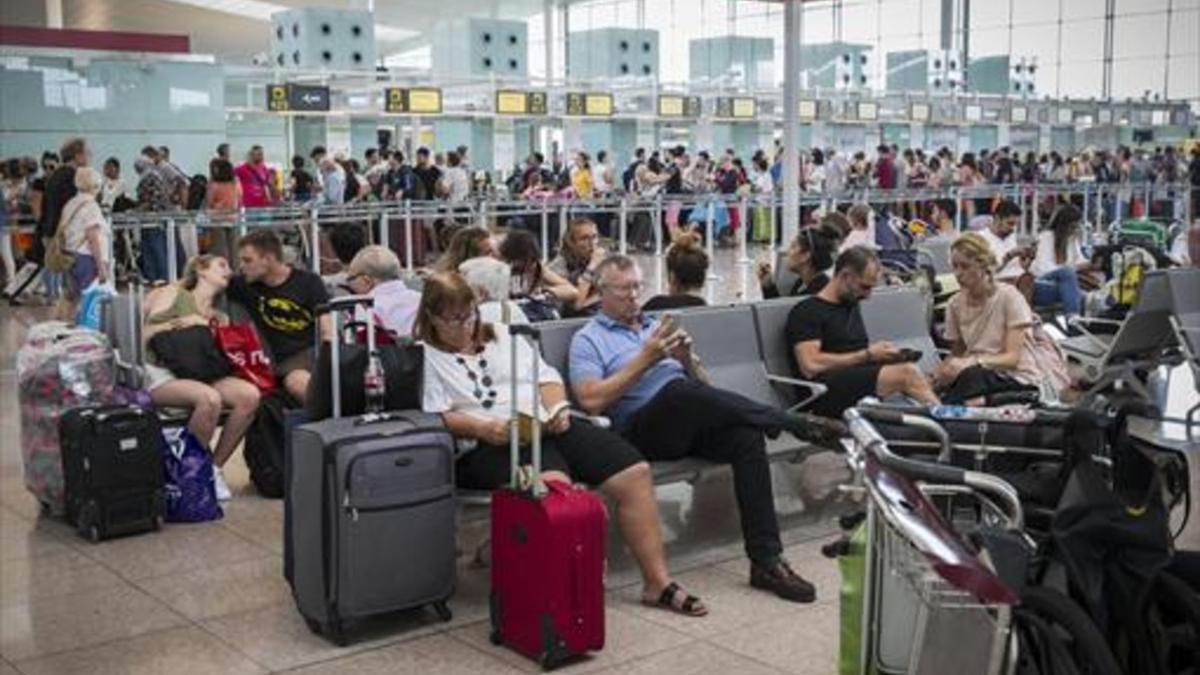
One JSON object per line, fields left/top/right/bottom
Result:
{"left": 568, "top": 255, "right": 828, "bottom": 604}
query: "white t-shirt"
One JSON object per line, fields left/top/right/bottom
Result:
{"left": 592, "top": 162, "right": 612, "bottom": 194}
{"left": 977, "top": 227, "right": 1024, "bottom": 280}
{"left": 442, "top": 167, "right": 471, "bottom": 202}
{"left": 1030, "top": 229, "right": 1085, "bottom": 277}
{"left": 62, "top": 195, "right": 110, "bottom": 256}
{"left": 422, "top": 330, "right": 562, "bottom": 425}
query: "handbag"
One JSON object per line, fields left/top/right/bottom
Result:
{"left": 306, "top": 333, "right": 424, "bottom": 421}
{"left": 148, "top": 324, "right": 232, "bottom": 383}
{"left": 211, "top": 320, "right": 277, "bottom": 395}
{"left": 160, "top": 426, "right": 222, "bottom": 522}
{"left": 45, "top": 200, "right": 86, "bottom": 274}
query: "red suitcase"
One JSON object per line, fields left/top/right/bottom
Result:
{"left": 488, "top": 324, "right": 606, "bottom": 670}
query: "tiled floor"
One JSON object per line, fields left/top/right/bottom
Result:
{"left": 0, "top": 274, "right": 854, "bottom": 675}
{"left": 3, "top": 247, "right": 1197, "bottom": 675}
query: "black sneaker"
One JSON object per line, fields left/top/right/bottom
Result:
{"left": 750, "top": 560, "right": 817, "bottom": 603}
{"left": 781, "top": 412, "right": 847, "bottom": 446}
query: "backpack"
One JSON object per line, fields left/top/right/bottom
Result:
{"left": 1109, "top": 246, "right": 1157, "bottom": 308}
{"left": 242, "top": 391, "right": 298, "bottom": 499}
{"left": 186, "top": 174, "right": 207, "bottom": 211}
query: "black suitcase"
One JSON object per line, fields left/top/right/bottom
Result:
{"left": 60, "top": 405, "right": 165, "bottom": 542}
{"left": 286, "top": 296, "right": 457, "bottom": 645}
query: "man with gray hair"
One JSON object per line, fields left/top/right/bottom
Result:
{"left": 568, "top": 254, "right": 841, "bottom": 605}
{"left": 458, "top": 256, "right": 529, "bottom": 325}
{"left": 346, "top": 245, "right": 420, "bottom": 337}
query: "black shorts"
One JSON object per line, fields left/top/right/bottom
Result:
{"left": 274, "top": 350, "right": 312, "bottom": 380}
{"left": 456, "top": 419, "right": 644, "bottom": 491}
{"left": 941, "top": 365, "right": 1036, "bottom": 405}
{"left": 812, "top": 364, "right": 882, "bottom": 418}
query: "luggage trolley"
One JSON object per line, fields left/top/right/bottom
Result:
{"left": 841, "top": 408, "right": 1023, "bottom": 675}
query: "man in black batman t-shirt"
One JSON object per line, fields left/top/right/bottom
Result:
{"left": 229, "top": 230, "right": 330, "bottom": 404}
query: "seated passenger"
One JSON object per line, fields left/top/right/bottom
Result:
{"left": 416, "top": 272, "right": 708, "bottom": 617}
{"left": 642, "top": 233, "right": 708, "bottom": 311}
{"left": 143, "top": 255, "right": 261, "bottom": 500}
{"left": 756, "top": 221, "right": 840, "bottom": 300}
{"left": 499, "top": 230, "right": 578, "bottom": 320}
{"left": 787, "top": 246, "right": 940, "bottom": 417}
{"left": 569, "top": 255, "right": 831, "bottom": 604}
{"left": 926, "top": 198, "right": 959, "bottom": 239}
{"left": 976, "top": 199, "right": 1033, "bottom": 285}
{"left": 228, "top": 230, "right": 330, "bottom": 404}
{"left": 1029, "top": 205, "right": 1098, "bottom": 316}
{"left": 932, "top": 234, "right": 1042, "bottom": 405}
{"left": 346, "top": 245, "right": 421, "bottom": 337}
{"left": 838, "top": 203, "right": 875, "bottom": 252}
{"left": 547, "top": 218, "right": 605, "bottom": 317}
{"left": 458, "top": 256, "right": 529, "bottom": 325}
{"left": 431, "top": 226, "right": 494, "bottom": 274}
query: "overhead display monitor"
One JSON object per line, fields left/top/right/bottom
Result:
{"left": 658, "top": 95, "right": 701, "bottom": 118}
{"left": 267, "top": 83, "right": 330, "bottom": 113}
{"left": 715, "top": 96, "right": 756, "bottom": 119}
{"left": 1010, "top": 106, "right": 1028, "bottom": 124}
{"left": 857, "top": 101, "right": 878, "bottom": 121}
{"left": 798, "top": 100, "right": 818, "bottom": 120}
{"left": 496, "top": 90, "right": 529, "bottom": 115}
{"left": 566, "top": 92, "right": 614, "bottom": 116}
{"left": 382, "top": 87, "right": 443, "bottom": 114}
{"left": 1057, "top": 107, "right": 1074, "bottom": 124}
{"left": 910, "top": 103, "right": 930, "bottom": 122}
{"left": 964, "top": 104, "right": 983, "bottom": 122}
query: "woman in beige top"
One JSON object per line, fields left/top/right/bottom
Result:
{"left": 933, "top": 232, "right": 1042, "bottom": 405}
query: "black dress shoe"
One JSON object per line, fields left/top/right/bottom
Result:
{"left": 750, "top": 560, "right": 817, "bottom": 603}
{"left": 782, "top": 412, "right": 848, "bottom": 445}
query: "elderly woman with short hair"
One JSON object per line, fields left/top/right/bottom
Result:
{"left": 58, "top": 167, "right": 110, "bottom": 315}
{"left": 458, "top": 255, "right": 529, "bottom": 325}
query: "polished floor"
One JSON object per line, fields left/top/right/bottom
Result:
{"left": 2, "top": 246, "right": 1197, "bottom": 675}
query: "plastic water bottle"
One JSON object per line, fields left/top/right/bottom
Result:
{"left": 364, "top": 351, "right": 385, "bottom": 414}
{"left": 930, "top": 405, "right": 971, "bottom": 420}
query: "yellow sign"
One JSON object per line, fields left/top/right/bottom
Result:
{"left": 407, "top": 88, "right": 442, "bottom": 114}
{"left": 267, "top": 84, "right": 288, "bottom": 112}
{"left": 585, "top": 93, "right": 613, "bottom": 116}
{"left": 732, "top": 97, "right": 756, "bottom": 119}
{"left": 384, "top": 87, "right": 406, "bottom": 113}
{"left": 658, "top": 96, "right": 684, "bottom": 117}
{"left": 496, "top": 90, "right": 529, "bottom": 115}
{"left": 798, "top": 100, "right": 818, "bottom": 120}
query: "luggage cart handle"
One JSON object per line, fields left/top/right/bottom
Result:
{"left": 857, "top": 404, "right": 953, "bottom": 462}
{"left": 844, "top": 409, "right": 1024, "bottom": 529}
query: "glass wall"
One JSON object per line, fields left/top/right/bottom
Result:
{"left": 560, "top": 0, "right": 1200, "bottom": 106}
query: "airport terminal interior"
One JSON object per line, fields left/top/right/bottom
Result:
{"left": 1, "top": 0, "right": 1199, "bottom": 673}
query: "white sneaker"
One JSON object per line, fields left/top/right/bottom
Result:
{"left": 213, "top": 469, "right": 233, "bottom": 501}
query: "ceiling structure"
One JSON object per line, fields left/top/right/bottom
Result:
{"left": 0, "top": 0, "right": 564, "bottom": 63}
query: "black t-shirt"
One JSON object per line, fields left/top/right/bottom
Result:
{"left": 786, "top": 296, "right": 869, "bottom": 357}
{"left": 40, "top": 166, "right": 77, "bottom": 238}
{"left": 413, "top": 165, "right": 441, "bottom": 200}
{"left": 227, "top": 268, "right": 329, "bottom": 361}
{"left": 641, "top": 294, "right": 707, "bottom": 312}
{"left": 1189, "top": 156, "right": 1200, "bottom": 188}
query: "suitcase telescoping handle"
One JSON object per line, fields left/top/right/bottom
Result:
{"left": 509, "top": 324, "right": 546, "bottom": 497}
{"left": 315, "top": 295, "right": 377, "bottom": 420}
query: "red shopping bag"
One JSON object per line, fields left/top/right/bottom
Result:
{"left": 212, "top": 321, "right": 277, "bottom": 395}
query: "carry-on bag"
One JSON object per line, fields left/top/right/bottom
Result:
{"left": 18, "top": 324, "right": 116, "bottom": 514}
{"left": 60, "top": 405, "right": 165, "bottom": 542}
{"left": 287, "top": 295, "right": 456, "bottom": 645}
{"left": 489, "top": 324, "right": 607, "bottom": 670}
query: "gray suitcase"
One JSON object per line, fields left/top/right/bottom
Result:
{"left": 287, "top": 295, "right": 456, "bottom": 645}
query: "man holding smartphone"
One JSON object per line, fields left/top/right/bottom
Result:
{"left": 788, "top": 246, "right": 940, "bottom": 418}
{"left": 569, "top": 255, "right": 835, "bottom": 605}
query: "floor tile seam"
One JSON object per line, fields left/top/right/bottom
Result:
{"left": 5, "top": 623, "right": 183, "bottom": 668}
{"left": 186, "top": 615, "right": 277, "bottom": 673}
{"left": 266, "top": 624, "right": 462, "bottom": 675}
{"left": 698, "top": 639, "right": 795, "bottom": 675}
{"left": 444, "top": 624, "right": 704, "bottom": 675}
{"left": 214, "top": 517, "right": 290, "bottom": 556}
{"left": 124, "top": 551, "right": 283, "bottom": 592}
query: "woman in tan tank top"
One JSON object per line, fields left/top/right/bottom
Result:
{"left": 143, "top": 254, "right": 260, "bottom": 500}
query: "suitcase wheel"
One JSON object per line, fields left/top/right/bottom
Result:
{"left": 433, "top": 601, "right": 452, "bottom": 623}
{"left": 489, "top": 629, "right": 502, "bottom": 646}
{"left": 328, "top": 620, "right": 347, "bottom": 647}
{"left": 76, "top": 502, "right": 101, "bottom": 543}
{"left": 303, "top": 618, "right": 323, "bottom": 636}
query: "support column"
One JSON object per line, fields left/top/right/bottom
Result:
{"left": 1102, "top": 0, "right": 1115, "bottom": 99}
{"left": 45, "top": 0, "right": 63, "bottom": 28}
{"left": 543, "top": 0, "right": 555, "bottom": 84}
{"left": 782, "top": 0, "right": 803, "bottom": 248}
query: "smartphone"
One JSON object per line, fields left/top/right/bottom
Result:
{"left": 659, "top": 312, "right": 679, "bottom": 334}
{"left": 897, "top": 348, "right": 923, "bottom": 363}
